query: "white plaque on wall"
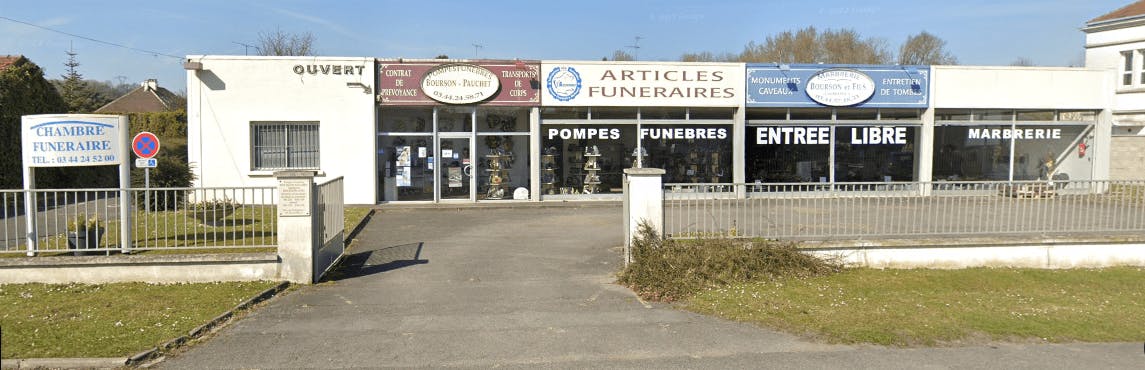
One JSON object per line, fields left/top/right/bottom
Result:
{"left": 278, "top": 179, "right": 311, "bottom": 217}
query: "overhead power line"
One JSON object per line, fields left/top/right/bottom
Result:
{"left": 0, "top": 15, "right": 183, "bottom": 60}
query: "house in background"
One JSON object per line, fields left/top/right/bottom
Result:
{"left": 1085, "top": 0, "right": 1145, "bottom": 180}
{"left": 94, "top": 79, "right": 185, "bottom": 113}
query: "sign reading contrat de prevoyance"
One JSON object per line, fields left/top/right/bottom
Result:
{"left": 377, "top": 61, "right": 540, "bottom": 106}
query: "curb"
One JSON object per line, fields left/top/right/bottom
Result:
{"left": 345, "top": 209, "right": 375, "bottom": 248}
{"left": 127, "top": 280, "right": 291, "bottom": 366}
{"left": 0, "top": 282, "right": 289, "bottom": 369}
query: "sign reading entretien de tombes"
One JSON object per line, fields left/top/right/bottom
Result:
{"left": 541, "top": 62, "right": 743, "bottom": 107}
{"left": 746, "top": 64, "right": 930, "bottom": 108}
{"left": 377, "top": 60, "right": 540, "bottom": 106}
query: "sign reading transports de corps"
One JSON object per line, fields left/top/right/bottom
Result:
{"left": 541, "top": 62, "right": 743, "bottom": 107}
{"left": 377, "top": 61, "right": 541, "bottom": 106}
{"left": 746, "top": 64, "right": 930, "bottom": 108}
{"left": 21, "top": 115, "right": 124, "bottom": 167}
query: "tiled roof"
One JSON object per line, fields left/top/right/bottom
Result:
{"left": 1090, "top": 1, "right": 1145, "bottom": 24}
{"left": 95, "top": 80, "right": 185, "bottom": 113}
{"left": 0, "top": 55, "right": 23, "bottom": 71}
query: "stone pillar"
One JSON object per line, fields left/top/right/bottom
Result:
{"left": 623, "top": 168, "right": 665, "bottom": 265}
{"left": 276, "top": 170, "right": 318, "bottom": 284}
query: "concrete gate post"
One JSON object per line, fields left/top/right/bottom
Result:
{"left": 623, "top": 168, "right": 665, "bottom": 265}
{"left": 275, "top": 170, "right": 318, "bottom": 283}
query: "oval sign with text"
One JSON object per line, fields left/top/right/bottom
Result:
{"left": 805, "top": 69, "right": 876, "bottom": 107}
{"left": 421, "top": 64, "right": 500, "bottom": 104}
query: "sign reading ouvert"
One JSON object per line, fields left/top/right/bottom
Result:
{"left": 278, "top": 178, "right": 312, "bottom": 217}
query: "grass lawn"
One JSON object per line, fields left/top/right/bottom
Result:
{"left": 0, "top": 281, "right": 280, "bottom": 358}
{"left": 10, "top": 206, "right": 374, "bottom": 256}
{"left": 687, "top": 267, "right": 1145, "bottom": 346}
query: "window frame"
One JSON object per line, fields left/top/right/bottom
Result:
{"left": 250, "top": 121, "right": 321, "bottom": 171}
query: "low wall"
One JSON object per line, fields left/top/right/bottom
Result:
{"left": 0, "top": 253, "right": 280, "bottom": 284}
{"left": 804, "top": 236, "right": 1145, "bottom": 269}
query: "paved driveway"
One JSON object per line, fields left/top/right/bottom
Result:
{"left": 159, "top": 205, "right": 1143, "bottom": 368}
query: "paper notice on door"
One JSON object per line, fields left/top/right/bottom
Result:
{"left": 396, "top": 167, "right": 411, "bottom": 187}
{"left": 442, "top": 149, "right": 453, "bottom": 159}
{"left": 448, "top": 167, "right": 462, "bottom": 188}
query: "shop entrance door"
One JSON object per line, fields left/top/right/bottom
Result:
{"left": 437, "top": 135, "right": 474, "bottom": 202}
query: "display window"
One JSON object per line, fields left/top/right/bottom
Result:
{"left": 377, "top": 134, "right": 434, "bottom": 201}
{"left": 379, "top": 108, "right": 432, "bottom": 133}
{"left": 379, "top": 107, "right": 533, "bottom": 202}
{"left": 834, "top": 126, "right": 916, "bottom": 182}
{"left": 746, "top": 126, "right": 831, "bottom": 183}
{"left": 746, "top": 125, "right": 918, "bottom": 183}
{"left": 933, "top": 124, "right": 1092, "bottom": 181}
{"left": 639, "top": 124, "right": 732, "bottom": 183}
{"left": 540, "top": 124, "right": 636, "bottom": 196}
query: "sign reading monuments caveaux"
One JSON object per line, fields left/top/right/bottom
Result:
{"left": 278, "top": 178, "right": 312, "bottom": 217}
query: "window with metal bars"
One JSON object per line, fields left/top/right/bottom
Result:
{"left": 250, "top": 122, "right": 320, "bottom": 170}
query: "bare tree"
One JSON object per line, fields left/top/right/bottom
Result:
{"left": 680, "top": 51, "right": 737, "bottom": 62}
{"left": 738, "top": 27, "right": 889, "bottom": 64}
{"left": 256, "top": 28, "right": 316, "bottom": 56}
{"left": 898, "top": 31, "right": 957, "bottom": 65}
{"left": 1010, "top": 57, "right": 1035, "bottom": 67}
{"left": 608, "top": 49, "right": 634, "bottom": 61}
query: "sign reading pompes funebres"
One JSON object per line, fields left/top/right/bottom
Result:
{"left": 22, "top": 115, "right": 123, "bottom": 167}
{"left": 541, "top": 62, "right": 743, "bottom": 107}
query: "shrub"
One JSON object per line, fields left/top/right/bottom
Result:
{"left": 67, "top": 215, "right": 103, "bottom": 232}
{"left": 186, "top": 198, "right": 240, "bottom": 226}
{"left": 618, "top": 222, "right": 841, "bottom": 302}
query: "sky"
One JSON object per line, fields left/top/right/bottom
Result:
{"left": 0, "top": 0, "right": 1134, "bottom": 94}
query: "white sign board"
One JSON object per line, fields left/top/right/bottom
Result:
{"left": 22, "top": 115, "right": 123, "bottom": 167}
{"left": 278, "top": 178, "right": 312, "bottom": 217}
{"left": 421, "top": 64, "right": 501, "bottom": 104}
{"left": 805, "top": 69, "right": 876, "bottom": 106}
{"left": 541, "top": 62, "right": 743, "bottom": 107}
{"left": 135, "top": 158, "right": 158, "bottom": 168}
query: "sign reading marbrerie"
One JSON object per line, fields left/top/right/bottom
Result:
{"left": 746, "top": 64, "right": 930, "bottom": 108}
{"left": 541, "top": 62, "right": 743, "bottom": 107}
{"left": 21, "top": 114, "right": 123, "bottom": 167}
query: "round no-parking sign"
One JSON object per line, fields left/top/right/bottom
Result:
{"left": 132, "top": 132, "right": 160, "bottom": 159}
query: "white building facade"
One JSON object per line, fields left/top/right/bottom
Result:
{"left": 185, "top": 56, "right": 1113, "bottom": 204}
{"left": 1085, "top": 1, "right": 1145, "bottom": 180}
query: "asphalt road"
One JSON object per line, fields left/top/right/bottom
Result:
{"left": 157, "top": 205, "right": 1145, "bottom": 369}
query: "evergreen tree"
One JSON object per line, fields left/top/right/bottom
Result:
{"left": 57, "top": 48, "right": 102, "bottom": 113}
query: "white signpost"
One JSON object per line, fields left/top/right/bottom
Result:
{"left": 20, "top": 114, "right": 131, "bottom": 255}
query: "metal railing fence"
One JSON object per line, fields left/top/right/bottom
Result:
{"left": 664, "top": 180, "right": 1145, "bottom": 240}
{"left": 313, "top": 177, "right": 345, "bottom": 280}
{"left": 316, "top": 177, "right": 345, "bottom": 248}
{"left": 1, "top": 186, "right": 277, "bottom": 255}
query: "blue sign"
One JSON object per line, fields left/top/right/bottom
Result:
{"left": 746, "top": 64, "right": 930, "bottom": 108}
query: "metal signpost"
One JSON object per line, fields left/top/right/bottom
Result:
{"left": 21, "top": 114, "right": 131, "bottom": 255}
{"left": 132, "top": 132, "right": 161, "bottom": 211}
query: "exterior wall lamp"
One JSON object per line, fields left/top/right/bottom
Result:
{"left": 346, "top": 82, "right": 372, "bottom": 94}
